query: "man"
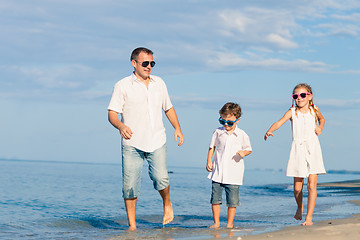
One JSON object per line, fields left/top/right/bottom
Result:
{"left": 108, "top": 47, "right": 184, "bottom": 231}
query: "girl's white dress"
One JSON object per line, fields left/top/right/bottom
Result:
{"left": 287, "top": 107, "right": 326, "bottom": 178}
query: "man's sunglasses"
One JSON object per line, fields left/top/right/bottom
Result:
{"left": 218, "top": 117, "right": 239, "bottom": 127}
{"left": 292, "top": 92, "right": 310, "bottom": 100}
{"left": 136, "top": 60, "right": 156, "bottom": 67}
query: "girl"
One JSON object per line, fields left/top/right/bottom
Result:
{"left": 264, "top": 83, "right": 325, "bottom": 226}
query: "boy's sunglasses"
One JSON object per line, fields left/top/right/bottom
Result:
{"left": 292, "top": 92, "right": 310, "bottom": 100}
{"left": 218, "top": 117, "right": 239, "bottom": 127}
{"left": 136, "top": 60, "right": 156, "bottom": 67}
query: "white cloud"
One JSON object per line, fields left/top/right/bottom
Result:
{"left": 2, "top": 64, "right": 93, "bottom": 89}
{"left": 171, "top": 94, "right": 286, "bottom": 110}
{"left": 172, "top": 93, "right": 360, "bottom": 111}
{"left": 1, "top": 0, "right": 360, "bottom": 101}
{"left": 313, "top": 23, "right": 359, "bottom": 37}
{"left": 207, "top": 51, "right": 329, "bottom": 72}
{"left": 266, "top": 34, "right": 298, "bottom": 49}
{"left": 331, "top": 12, "right": 360, "bottom": 22}
{"left": 216, "top": 8, "right": 298, "bottom": 51}
{"left": 317, "top": 98, "right": 360, "bottom": 108}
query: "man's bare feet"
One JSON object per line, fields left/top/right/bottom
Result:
{"left": 162, "top": 202, "right": 174, "bottom": 225}
{"left": 294, "top": 206, "right": 303, "bottom": 220}
{"left": 209, "top": 223, "right": 220, "bottom": 228}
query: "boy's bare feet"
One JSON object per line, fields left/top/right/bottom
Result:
{"left": 162, "top": 202, "right": 174, "bottom": 225}
{"left": 294, "top": 206, "right": 303, "bottom": 220}
{"left": 209, "top": 223, "right": 220, "bottom": 228}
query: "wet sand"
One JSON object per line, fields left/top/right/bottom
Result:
{"left": 239, "top": 180, "right": 360, "bottom": 240}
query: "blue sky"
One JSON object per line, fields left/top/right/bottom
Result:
{"left": 1, "top": 0, "right": 360, "bottom": 171}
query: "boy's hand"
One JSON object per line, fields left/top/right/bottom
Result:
{"left": 206, "top": 162, "right": 213, "bottom": 172}
{"left": 315, "top": 126, "right": 323, "bottom": 136}
{"left": 237, "top": 150, "right": 246, "bottom": 158}
{"left": 264, "top": 131, "right": 273, "bottom": 141}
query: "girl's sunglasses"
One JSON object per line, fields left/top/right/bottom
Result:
{"left": 218, "top": 117, "right": 239, "bottom": 127}
{"left": 292, "top": 92, "right": 310, "bottom": 100}
{"left": 136, "top": 60, "right": 156, "bottom": 67}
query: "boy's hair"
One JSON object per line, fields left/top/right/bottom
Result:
{"left": 130, "top": 47, "right": 153, "bottom": 61}
{"left": 292, "top": 83, "right": 318, "bottom": 123}
{"left": 219, "top": 102, "right": 242, "bottom": 118}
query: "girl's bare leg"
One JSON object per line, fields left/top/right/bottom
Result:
{"left": 303, "top": 174, "right": 318, "bottom": 226}
{"left": 226, "top": 207, "right": 236, "bottom": 228}
{"left": 293, "top": 177, "right": 304, "bottom": 220}
{"left": 209, "top": 204, "right": 221, "bottom": 228}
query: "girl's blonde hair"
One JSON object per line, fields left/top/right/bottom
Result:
{"left": 292, "top": 83, "right": 319, "bottom": 123}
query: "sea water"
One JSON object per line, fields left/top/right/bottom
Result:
{"left": 1, "top": 159, "right": 359, "bottom": 239}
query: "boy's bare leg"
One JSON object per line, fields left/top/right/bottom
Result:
{"left": 124, "top": 198, "right": 137, "bottom": 231}
{"left": 293, "top": 177, "right": 304, "bottom": 221}
{"left": 209, "top": 204, "right": 220, "bottom": 228}
{"left": 226, "top": 207, "right": 236, "bottom": 228}
{"left": 159, "top": 186, "right": 174, "bottom": 225}
{"left": 303, "top": 174, "right": 318, "bottom": 226}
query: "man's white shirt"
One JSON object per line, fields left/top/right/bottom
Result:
{"left": 108, "top": 74, "right": 173, "bottom": 152}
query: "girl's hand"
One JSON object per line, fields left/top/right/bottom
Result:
{"left": 237, "top": 150, "right": 246, "bottom": 158}
{"left": 264, "top": 131, "right": 274, "bottom": 141}
{"left": 206, "top": 162, "right": 213, "bottom": 172}
{"left": 315, "top": 126, "right": 323, "bottom": 135}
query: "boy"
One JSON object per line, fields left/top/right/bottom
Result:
{"left": 206, "top": 102, "right": 252, "bottom": 228}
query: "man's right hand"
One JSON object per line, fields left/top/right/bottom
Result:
{"left": 119, "top": 125, "right": 133, "bottom": 139}
{"left": 108, "top": 110, "right": 133, "bottom": 139}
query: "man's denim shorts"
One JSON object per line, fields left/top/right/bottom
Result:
{"left": 210, "top": 181, "right": 240, "bottom": 207}
{"left": 121, "top": 144, "right": 169, "bottom": 199}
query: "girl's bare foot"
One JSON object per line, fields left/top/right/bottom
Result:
{"left": 226, "top": 224, "right": 233, "bottom": 229}
{"left": 209, "top": 223, "right": 220, "bottom": 228}
{"left": 128, "top": 225, "right": 136, "bottom": 231}
{"left": 294, "top": 206, "right": 303, "bottom": 220}
{"left": 302, "top": 218, "right": 313, "bottom": 226}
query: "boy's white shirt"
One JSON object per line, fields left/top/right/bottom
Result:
{"left": 207, "top": 126, "right": 252, "bottom": 185}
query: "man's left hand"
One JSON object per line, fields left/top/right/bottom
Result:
{"left": 174, "top": 129, "right": 184, "bottom": 146}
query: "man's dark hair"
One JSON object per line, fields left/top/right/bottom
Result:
{"left": 130, "top": 47, "right": 153, "bottom": 61}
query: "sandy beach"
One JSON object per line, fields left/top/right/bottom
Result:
{"left": 240, "top": 180, "right": 360, "bottom": 240}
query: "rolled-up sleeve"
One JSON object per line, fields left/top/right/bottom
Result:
{"left": 209, "top": 130, "right": 218, "bottom": 149}
{"left": 241, "top": 133, "right": 252, "bottom": 151}
{"left": 161, "top": 80, "right": 173, "bottom": 111}
{"left": 107, "top": 82, "right": 124, "bottom": 113}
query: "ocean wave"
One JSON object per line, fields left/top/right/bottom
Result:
{"left": 327, "top": 170, "right": 360, "bottom": 175}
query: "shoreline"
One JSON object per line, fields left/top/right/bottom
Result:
{"left": 239, "top": 180, "right": 360, "bottom": 240}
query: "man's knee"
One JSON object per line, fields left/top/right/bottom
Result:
{"left": 147, "top": 145, "right": 169, "bottom": 190}
{"left": 152, "top": 175, "right": 169, "bottom": 190}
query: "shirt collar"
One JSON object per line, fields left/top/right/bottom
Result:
{"left": 219, "top": 126, "right": 240, "bottom": 136}
{"left": 131, "top": 72, "right": 155, "bottom": 83}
